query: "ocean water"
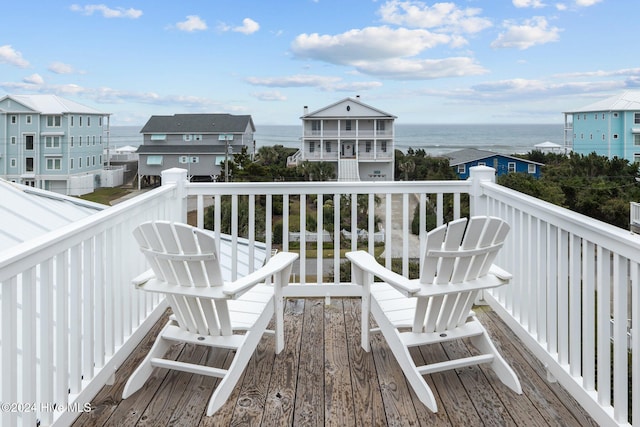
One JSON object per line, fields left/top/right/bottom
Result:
{"left": 108, "top": 123, "right": 564, "bottom": 156}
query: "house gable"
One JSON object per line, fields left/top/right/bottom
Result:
{"left": 304, "top": 97, "right": 396, "bottom": 119}
{"left": 0, "top": 96, "right": 38, "bottom": 114}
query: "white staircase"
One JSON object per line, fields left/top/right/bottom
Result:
{"left": 338, "top": 159, "right": 360, "bottom": 181}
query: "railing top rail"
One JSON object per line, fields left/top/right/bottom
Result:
{"left": 0, "top": 184, "right": 178, "bottom": 282}
{"left": 481, "top": 180, "right": 640, "bottom": 258}
{"left": 186, "top": 180, "right": 472, "bottom": 196}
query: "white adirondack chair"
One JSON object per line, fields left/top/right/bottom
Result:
{"left": 346, "top": 216, "right": 522, "bottom": 412}
{"left": 122, "top": 221, "right": 298, "bottom": 416}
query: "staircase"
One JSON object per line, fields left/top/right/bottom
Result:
{"left": 338, "top": 159, "right": 360, "bottom": 181}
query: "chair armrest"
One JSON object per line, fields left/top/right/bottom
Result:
{"left": 346, "top": 250, "right": 421, "bottom": 295}
{"left": 132, "top": 269, "right": 155, "bottom": 287}
{"left": 489, "top": 264, "right": 512, "bottom": 281}
{"left": 223, "top": 252, "right": 298, "bottom": 297}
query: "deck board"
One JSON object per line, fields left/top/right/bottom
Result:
{"left": 75, "top": 300, "right": 596, "bottom": 427}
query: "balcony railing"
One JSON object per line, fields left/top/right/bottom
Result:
{"left": 1, "top": 167, "right": 637, "bottom": 426}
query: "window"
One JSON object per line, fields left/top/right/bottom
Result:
{"left": 45, "top": 136, "right": 61, "bottom": 148}
{"left": 11, "top": 115, "right": 16, "bottom": 124}
{"left": 478, "top": 162, "right": 486, "bottom": 166}
{"left": 92, "top": 136, "right": 96, "bottom": 145}
{"left": 10, "top": 158, "right": 16, "bottom": 168}
{"left": 508, "top": 162, "right": 516, "bottom": 173}
{"left": 92, "top": 156, "right": 96, "bottom": 166}
{"left": 194, "top": 134, "right": 202, "bottom": 141}
{"left": 70, "top": 158, "right": 74, "bottom": 169}
{"left": 635, "top": 113, "right": 640, "bottom": 124}
{"left": 613, "top": 134, "right": 619, "bottom": 139}
{"left": 311, "top": 121, "right": 321, "bottom": 132}
{"left": 70, "top": 136, "right": 74, "bottom": 147}
{"left": 602, "top": 113, "right": 605, "bottom": 119}
{"left": 602, "top": 134, "right": 606, "bottom": 141}
{"left": 381, "top": 141, "right": 387, "bottom": 152}
{"left": 46, "top": 158, "right": 61, "bottom": 170}
{"left": 634, "top": 134, "right": 640, "bottom": 146}
{"left": 79, "top": 157, "right": 82, "bottom": 168}
{"left": 26, "top": 115, "right": 32, "bottom": 124}
{"left": 183, "top": 134, "right": 192, "bottom": 141}
{"left": 614, "top": 112, "right": 619, "bottom": 118}
{"left": 87, "top": 116, "right": 91, "bottom": 127}
{"left": 11, "top": 136, "right": 16, "bottom": 145}
{"left": 150, "top": 134, "right": 166, "bottom": 141}
{"left": 457, "top": 164, "right": 466, "bottom": 174}
{"left": 79, "top": 116, "right": 82, "bottom": 127}
{"left": 376, "top": 121, "right": 385, "bottom": 131}
{"left": 635, "top": 154, "right": 640, "bottom": 164}
{"left": 86, "top": 156, "right": 90, "bottom": 167}
{"left": 595, "top": 114, "right": 598, "bottom": 120}
{"left": 345, "top": 120, "right": 352, "bottom": 131}
{"left": 99, "top": 136, "right": 102, "bottom": 145}
{"left": 26, "top": 157, "right": 34, "bottom": 172}
{"left": 147, "top": 155, "right": 163, "bottom": 165}
{"left": 25, "top": 135, "right": 34, "bottom": 150}
{"left": 71, "top": 116, "right": 74, "bottom": 126}
{"left": 326, "top": 142, "right": 332, "bottom": 153}
{"left": 47, "top": 116, "right": 61, "bottom": 127}
{"left": 365, "top": 141, "right": 371, "bottom": 152}
{"left": 583, "top": 114, "right": 586, "bottom": 120}
{"left": 79, "top": 136, "right": 82, "bottom": 146}
{"left": 99, "top": 117, "right": 102, "bottom": 127}
{"left": 309, "top": 141, "right": 315, "bottom": 153}
{"left": 528, "top": 164, "right": 536, "bottom": 174}
{"left": 179, "top": 156, "right": 199, "bottom": 163}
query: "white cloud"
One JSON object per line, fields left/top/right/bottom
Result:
{"left": 48, "top": 62, "right": 75, "bottom": 74}
{"left": 0, "top": 45, "right": 29, "bottom": 68}
{"left": 246, "top": 74, "right": 382, "bottom": 92}
{"left": 491, "top": 17, "right": 561, "bottom": 50}
{"left": 378, "top": 1, "right": 492, "bottom": 34}
{"left": 352, "top": 57, "right": 487, "bottom": 79}
{"left": 176, "top": 15, "right": 208, "bottom": 32}
{"left": 251, "top": 91, "right": 287, "bottom": 101}
{"left": 292, "top": 26, "right": 451, "bottom": 64}
{"left": 575, "top": 0, "right": 601, "bottom": 6}
{"left": 234, "top": 18, "right": 260, "bottom": 35}
{"left": 70, "top": 4, "right": 142, "bottom": 19}
{"left": 512, "top": 0, "right": 546, "bottom": 8}
{"left": 23, "top": 74, "right": 44, "bottom": 85}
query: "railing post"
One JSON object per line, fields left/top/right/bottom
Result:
{"left": 161, "top": 168, "right": 188, "bottom": 223}
{"left": 468, "top": 166, "right": 495, "bottom": 216}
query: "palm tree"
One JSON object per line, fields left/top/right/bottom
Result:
{"left": 398, "top": 158, "right": 415, "bottom": 181}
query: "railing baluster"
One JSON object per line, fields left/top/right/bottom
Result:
{"left": 22, "top": 267, "right": 37, "bottom": 426}
{"left": 612, "top": 254, "right": 629, "bottom": 423}
{"left": 2, "top": 277, "right": 18, "bottom": 427}
{"left": 596, "top": 246, "right": 611, "bottom": 406}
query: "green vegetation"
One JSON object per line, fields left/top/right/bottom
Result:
{"left": 78, "top": 187, "right": 133, "bottom": 205}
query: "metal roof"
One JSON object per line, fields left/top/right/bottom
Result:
{"left": 0, "top": 94, "right": 107, "bottom": 115}
{"left": 140, "top": 114, "right": 255, "bottom": 134}
{"left": 302, "top": 97, "right": 397, "bottom": 119}
{"left": 0, "top": 179, "right": 105, "bottom": 254}
{"left": 564, "top": 91, "right": 640, "bottom": 113}
{"left": 444, "top": 148, "right": 543, "bottom": 166}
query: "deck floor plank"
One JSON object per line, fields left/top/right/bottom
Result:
{"left": 74, "top": 299, "right": 597, "bottom": 426}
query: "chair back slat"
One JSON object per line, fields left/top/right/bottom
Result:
{"left": 417, "top": 216, "right": 510, "bottom": 333}
{"left": 134, "top": 221, "right": 229, "bottom": 337}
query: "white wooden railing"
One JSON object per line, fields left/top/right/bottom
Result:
{"left": 0, "top": 166, "right": 636, "bottom": 426}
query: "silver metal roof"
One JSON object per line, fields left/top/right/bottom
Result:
{"left": 565, "top": 91, "right": 640, "bottom": 113}
{"left": 0, "top": 179, "right": 105, "bottom": 253}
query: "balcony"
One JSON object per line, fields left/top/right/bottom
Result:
{"left": 1, "top": 167, "right": 637, "bottom": 426}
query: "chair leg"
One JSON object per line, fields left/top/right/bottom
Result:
{"left": 206, "top": 305, "right": 273, "bottom": 416}
{"left": 122, "top": 322, "right": 173, "bottom": 399}
{"left": 469, "top": 322, "right": 522, "bottom": 394}
{"left": 371, "top": 301, "right": 438, "bottom": 412}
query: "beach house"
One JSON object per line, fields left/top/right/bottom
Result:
{"left": 445, "top": 148, "right": 543, "bottom": 179}
{"left": 137, "top": 113, "right": 255, "bottom": 187}
{"left": 289, "top": 96, "right": 396, "bottom": 181}
{"left": 0, "top": 94, "right": 110, "bottom": 195}
{"left": 564, "top": 90, "right": 640, "bottom": 163}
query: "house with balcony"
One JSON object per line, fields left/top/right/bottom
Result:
{"left": 1, "top": 165, "right": 637, "bottom": 426}
{"left": 445, "top": 148, "right": 543, "bottom": 179}
{"left": 564, "top": 90, "right": 640, "bottom": 163}
{"left": 137, "top": 113, "right": 255, "bottom": 187}
{"left": 291, "top": 96, "right": 396, "bottom": 181}
{"left": 0, "top": 94, "right": 110, "bottom": 195}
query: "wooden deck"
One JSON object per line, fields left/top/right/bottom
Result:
{"left": 75, "top": 299, "right": 597, "bottom": 426}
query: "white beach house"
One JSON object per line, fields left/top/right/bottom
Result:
{"left": 289, "top": 96, "right": 396, "bottom": 181}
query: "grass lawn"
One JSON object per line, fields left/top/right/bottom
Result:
{"left": 78, "top": 187, "right": 133, "bottom": 205}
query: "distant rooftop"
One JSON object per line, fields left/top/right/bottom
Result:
{"left": 1, "top": 94, "right": 107, "bottom": 115}
{"left": 444, "top": 148, "right": 543, "bottom": 166}
{"left": 0, "top": 179, "right": 104, "bottom": 253}
{"left": 140, "top": 114, "right": 255, "bottom": 134}
{"left": 565, "top": 90, "right": 640, "bottom": 113}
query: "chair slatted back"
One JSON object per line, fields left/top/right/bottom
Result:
{"left": 415, "top": 217, "right": 510, "bottom": 333}
{"left": 133, "top": 221, "right": 231, "bottom": 336}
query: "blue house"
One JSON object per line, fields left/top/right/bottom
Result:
{"left": 445, "top": 148, "right": 542, "bottom": 179}
{"left": 563, "top": 90, "right": 640, "bottom": 163}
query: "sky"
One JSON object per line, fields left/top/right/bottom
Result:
{"left": 0, "top": 0, "right": 637, "bottom": 126}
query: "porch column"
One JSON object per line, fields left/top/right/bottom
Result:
{"left": 468, "top": 165, "right": 495, "bottom": 216}
{"left": 161, "top": 168, "right": 189, "bottom": 223}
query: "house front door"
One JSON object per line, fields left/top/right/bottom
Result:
{"left": 341, "top": 142, "right": 355, "bottom": 158}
